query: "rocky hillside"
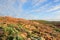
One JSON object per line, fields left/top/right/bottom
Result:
{"left": 0, "top": 16, "right": 60, "bottom": 40}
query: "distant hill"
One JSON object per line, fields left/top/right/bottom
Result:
{"left": 0, "top": 16, "right": 60, "bottom": 40}
{"left": 31, "top": 20, "right": 60, "bottom": 28}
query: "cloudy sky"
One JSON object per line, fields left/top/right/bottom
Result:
{"left": 0, "top": 0, "right": 60, "bottom": 21}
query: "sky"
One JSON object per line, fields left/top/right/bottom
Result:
{"left": 0, "top": 0, "right": 60, "bottom": 21}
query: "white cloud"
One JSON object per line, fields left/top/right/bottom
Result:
{"left": 54, "top": 0, "right": 60, "bottom": 2}
{"left": 40, "top": 15, "right": 60, "bottom": 21}
{"left": 46, "top": 5, "right": 60, "bottom": 12}
{"left": 47, "top": 11, "right": 60, "bottom": 21}
{"left": 0, "top": 0, "right": 60, "bottom": 21}
{"left": 0, "top": 0, "right": 23, "bottom": 17}
{"left": 32, "top": 0, "right": 47, "bottom": 8}
{"left": 26, "top": 1, "right": 53, "bottom": 13}
{"left": 20, "top": 0, "right": 27, "bottom": 4}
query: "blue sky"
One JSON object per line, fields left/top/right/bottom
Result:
{"left": 0, "top": 0, "right": 60, "bottom": 21}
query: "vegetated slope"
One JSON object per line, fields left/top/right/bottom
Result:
{"left": 0, "top": 16, "right": 60, "bottom": 40}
